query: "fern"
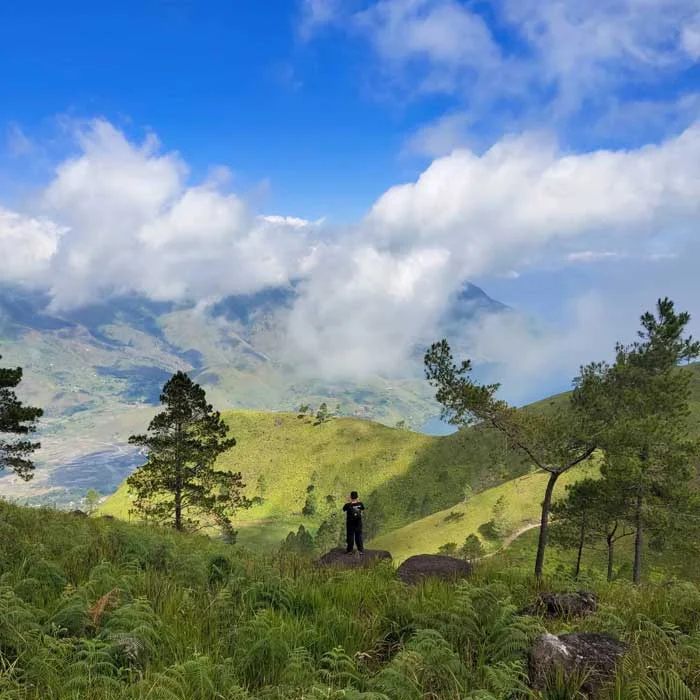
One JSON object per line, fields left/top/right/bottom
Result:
{"left": 60, "top": 638, "right": 123, "bottom": 696}
{"left": 372, "top": 629, "right": 470, "bottom": 700}
{"left": 50, "top": 593, "right": 93, "bottom": 637}
{"left": 318, "top": 646, "right": 362, "bottom": 689}
{"left": 99, "top": 597, "right": 166, "bottom": 668}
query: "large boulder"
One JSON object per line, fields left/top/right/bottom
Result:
{"left": 396, "top": 554, "right": 473, "bottom": 585}
{"left": 317, "top": 548, "right": 392, "bottom": 568}
{"left": 529, "top": 632, "right": 627, "bottom": 698}
{"left": 522, "top": 591, "right": 597, "bottom": 618}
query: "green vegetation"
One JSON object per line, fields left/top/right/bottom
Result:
{"left": 101, "top": 410, "right": 530, "bottom": 549}
{"left": 371, "top": 461, "right": 599, "bottom": 562}
{"left": 0, "top": 354, "right": 43, "bottom": 480}
{"left": 1, "top": 499, "right": 700, "bottom": 698}
{"left": 425, "top": 297, "right": 700, "bottom": 582}
{"left": 126, "top": 372, "right": 250, "bottom": 534}
{"left": 4, "top": 296, "right": 700, "bottom": 696}
{"left": 0, "top": 294, "right": 443, "bottom": 507}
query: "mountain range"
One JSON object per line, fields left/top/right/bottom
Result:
{"left": 0, "top": 281, "right": 508, "bottom": 506}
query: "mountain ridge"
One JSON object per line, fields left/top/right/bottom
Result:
{"left": 0, "top": 280, "right": 509, "bottom": 506}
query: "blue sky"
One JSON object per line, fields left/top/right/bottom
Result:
{"left": 1, "top": 0, "right": 700, "bottom": 401}
{"left": 5, "top": 0, "right": 697, "bottom": 220}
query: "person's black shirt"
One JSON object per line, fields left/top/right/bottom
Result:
{"left": 343, "top": 501, "right": 365, "bottom": 525}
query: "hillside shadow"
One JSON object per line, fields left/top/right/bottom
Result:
{"left": 363, "top": 424, "right": 531, "bottom": 538}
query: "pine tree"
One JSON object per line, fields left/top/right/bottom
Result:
{"left": 425, "top": 341, "right": 608, "bottom": 579}
{"left": 0, "top": 356, "right": 43, "bottom": 481}
{"left": 549, "top": 478, "right": 617, "bottom": 580}
{"left": 126, "top": 371, "right": 250, "bottom": 532}
{"left": 597, "top": 299, "right": 699, "bottom": 584}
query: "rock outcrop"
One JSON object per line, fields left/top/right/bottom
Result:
{"left": 522, "top": 591, "right": 597, "bottom": 618}
{"left": 317, "top": 548, "right": 392, "bottom": 568}
{"left": 396, "top": 554, "right": 472, "bottom": 585}
{"left": 529, "top": 632, "right": 627, "bottom": 698}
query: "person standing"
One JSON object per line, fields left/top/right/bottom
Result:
{"left": 343, "top": 491, "right": 365, "bottom": 554}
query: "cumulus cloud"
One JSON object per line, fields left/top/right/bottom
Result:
{"left": 2, "top": 118, "right": 700, "bottom": 400}
{"left": 281, "top": 123, "right": 700, "bottom": 382}
{"left": 0, "top": 209, "right": 64, "bottom": 281}
{"left": 5, "top": 120, "right": 316, "bottom": 309}
{"left": 367, "top": 126, "right": 700, "bottom": 271}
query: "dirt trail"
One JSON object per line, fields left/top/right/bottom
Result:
{"left": 477, "top": 522, "right": 540, "bottom": 560}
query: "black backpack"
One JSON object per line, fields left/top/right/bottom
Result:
{"left": 350, "top": 503, "right": 362, "bottom": 519}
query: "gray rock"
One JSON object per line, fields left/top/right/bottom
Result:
{"left": 317, "top": 548, "right": 392, "bottom": 568}
{"left": 529, "top": 631, "right": 627, "bottom": 698}
{"left": 396, "top": 554, "right": 473, "bottom": 585}
{"left": 523, "top": 590, "right": 597, "bottom": 618}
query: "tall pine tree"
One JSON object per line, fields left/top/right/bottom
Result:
{"left": 127, "top": 371, "right": 250, "bottom": 533}
{"left": 0, "top": 356, "right": 43, "bottom": 481}
{"left": 598, "top": 299, "right": 699, "bottom": 584}
{"left": 425, "top": 341, "right": 611, "bottom": 579}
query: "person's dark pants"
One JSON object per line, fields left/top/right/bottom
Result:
{"left": 346, "top": 522, "right": 364, "bottom": 552}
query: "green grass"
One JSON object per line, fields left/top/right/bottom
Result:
{"left": 99, "top": 363, "right": 700, "bottom": 553}
{"left": 99, "top": 410, "right": 531, "bottom": 550}
{"left": 371, "top": 459, "right": 600, "bottom": 563}
{"left": 1, "top": 499, "right": 700, "bottom": 699}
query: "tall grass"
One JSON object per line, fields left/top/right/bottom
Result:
{"left": 0, "top": 500, "right": 698, "bottom": 698}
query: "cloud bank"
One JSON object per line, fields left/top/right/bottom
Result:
{"left": 2, "top": 119, "right": 700, "bottom": 399}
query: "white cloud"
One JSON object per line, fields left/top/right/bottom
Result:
{"left": 298, "top": 0, "right": 345, "bottom": 40}
{"left": 3, "top": 118, "right": 700, "bottom": 395}
{"left": 502, "top": 0, "right": 699, "bottom": 112}
{"left": 0, "top": 209, "right": 65, "bottom": 281}
{"left": 566, "top": 251, "right": 622, "bottom": 263}
{"left": 682, "top": 14, "right": 700, "bottom": 59}
{"left": 462, "top": 244, "right": 700, "bottom": 404}
{"left": 282, "top": 123, "right": 700, "bottom": 381}
{"left": 282, "top": 243, "right": 455, "bottom": 379}
{"left": 402, "top": 111, "right": 473, "bottom": 158}
{"left": 367, "top": 126, "right": 700, "bottom": 273}
{"left": 356, "top": 0, "right": 499, "bottom": 71}
{"left": 6, "top": 120, "right": 315, "bottom": 309}
{"left": 302, "top": 0, "right": 700, "bottom": 129}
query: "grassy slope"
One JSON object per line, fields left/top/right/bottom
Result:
{"left": 100, "top": 363, "right": 700, "bottom": 552}
{"left": 99, "top": 410, "right": 530, "bottom": 549}
{"left": 2, "top": 500, "right": 700, "bottom": 698}
{"left": 373, "top": 364, "right": 700, "bottom": 562}
{"left": 371, "top": 459, "right": 600, "bottom": 563}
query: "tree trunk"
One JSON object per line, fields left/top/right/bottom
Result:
{"left": 175, "top": 489, "right": 183, "bottom": 531}
{"left": 633, "top": 489, "right": 643, "bottom": 585}
{"left": 175, "top": 418, "right": 183, "bottom": 531}
{"left": 606, "top": 523, "right": 617, "bottom": 583}
{"left": 574, "top": 518, "right": 585, "bottom": 580}
{"left": 534, "top": 471, "right": 560, "bottom": 580}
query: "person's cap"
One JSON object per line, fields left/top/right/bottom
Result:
{"left": 350, "top": 490, "right": 358, "bottom": 499}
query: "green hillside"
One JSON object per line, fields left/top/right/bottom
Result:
{"left": 100, "top": 362, "right": 700, "bottom": 552}
{"left": 100, "top": 410, "right": 530, "bottom": 549}
{"left": 371, "top": 459, "right": 600, "bottom": 563}
{"left": 2, "top": 499, "right": 700, "bottom": 698}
